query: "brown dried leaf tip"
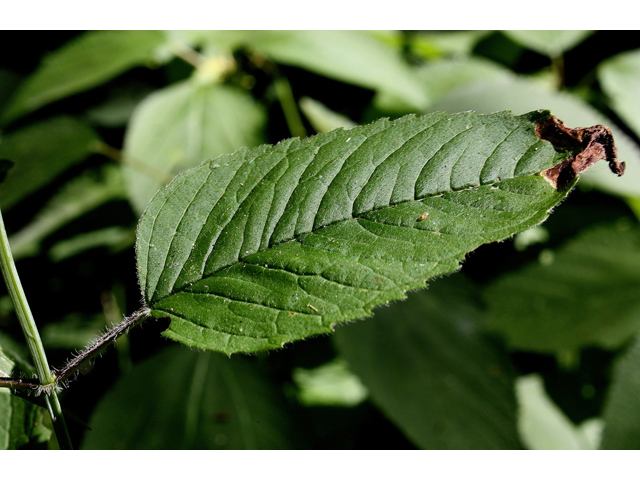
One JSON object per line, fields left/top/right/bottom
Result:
{"left": 535, "top": 116, "right": 625, "bottom": 190}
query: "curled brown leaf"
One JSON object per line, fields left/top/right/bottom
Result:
{"left": 535, "top": 116, "right": 624, "bottom": 190}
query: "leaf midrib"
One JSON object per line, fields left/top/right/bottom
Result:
{"left": 147, "top": 116, "right": 443, "bottom": 301}
{"left": 145, "top": 113, "right": 549, "bottom": 306}
{"left": 149, "top": 171, "right": 548, "bottom": 309}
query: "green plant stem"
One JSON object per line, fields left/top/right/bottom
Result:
{"left": 551, "top": 54, "right": 565, "bottom": 90}
{"left": 273, "top": 75, "right": 307, "bottom": 138}
{"left": 0, "top": 208, "right": 72, "bottom": 449}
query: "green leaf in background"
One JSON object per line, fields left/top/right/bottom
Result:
{"left": 517, "top": 374, "right": 602, "bottom": 449}
{"left": 49, "top": 226, "right": 134, "bottom": 262}
{"left": 82, "top": 346, "right": 303, "bottom": 449}
{"left": 599, "top": 49, "right": 640, "bottom": 139}
{"left": 416, "top": 57, "right": 510, "bottom": 104}
{"left": 600, "top": 334, "right": 640, "bottom": 449}
{"left": 0, "top": 116, "right": 100, "bottom": 209}
{"left": 0, "top": 160, "right": 13, "bottom": 185}
{"left": 293, "top": 358, "right": 368, "bottom": 407}
{"left": 299, "top": 97, "right": 356, "bottom": 133}
{"left": 413, "top": 31, "right": 492, "bottom": 58}
{"left": 136, "top": 110, "right": 574, "bottom": 355}
{"left": 429, "top": 75, "right": 640, "bottom": 198}
{"left": 502, "top": 31, "right": 593, "bottom": 58}
{"left": 0, "top": 347, "right": 51, "bottom": 449}
{"left": 334, "top": 276, "right": 521, "bottom": 449}
{"left": 0, "top": 69, "right": 21, "bottom": 111}
{"left": 8, "top": 164, "right": 126, "bottom": 259}
{"left": 40, "top": 314, "right": 108, "bottom": 350}
{"left": 241, "top": 31, "right": 429, "bottom": 111}
{"left": 1, "top": 30, "right": 167, "bottom": 124}
{"left": 122, "top": 80, "right": 267, "bottom": 214}
{"left": 485, "top": 221, "right": 640, "bottom": 353}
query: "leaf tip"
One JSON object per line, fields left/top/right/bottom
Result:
{"left": 535, "top": 115, "right": 624, "bottom": 190}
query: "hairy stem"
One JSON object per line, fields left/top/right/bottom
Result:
{"left": 0, "top": 208, "right": 72, "bottom": 449}
{"left": 53, "top": 307, "right": 150, "bottom": 387}
{"left": 1, "top": 307, "right": 151, "bottom": 393}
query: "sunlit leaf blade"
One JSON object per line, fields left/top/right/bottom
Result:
{"left": 414, "top": 31, "right": 491, "bottom": 57}
{"left": 1, "top": 30, "right": 166, "bottom": 124}
{"left": 299, "top": 97, "right": 356, "bottom": 133}
{"left": 429, "top": 76, "right": 640, "bottom": 198}
{"left": 416, "top": 57, "right": 510, "bottom": 103}
{"left": 82, "top": 346, "right": 304, "bottom": 449}
{"left": 598, "top": 49, "right": 640, "bottom": 139}
{"left": 136, "top": 110, "right": 573, "bottom": 355}
{"left": 122, "top": 80, "right": 266, "bottom": 214}
{"left": 293, "top": 358, "right": 368, "bottom": 407}
{"left": 600, "top": 335, "right": 640, "bottom": 449}
{"left": 502, "top": 31, "right": 593, "bottom": 57}
{"left": 0, "top": 116, "right": 99, "bottom": 209}
{"left": 516, "top": 374, "right": 602, "bottom": 449}
{"left": 485, "top": 222, "right": 640, "bottom": 352}
{"left": 333, "top": 277, "right": 522, "bottom": 449}
{"left": 0, "top": 347, "right": 50, "bottom": 449}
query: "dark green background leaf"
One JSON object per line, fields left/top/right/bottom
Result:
{"left": 82, "top": 346, "right": 304, "bottom": 449}
{"left": 1, "top": 30, "right": 167, "bottom": 124}
{"left": 8, "top": 164, "right": 126, "bottom": 259}
{"left": 334, "top": 276, "right": 522, "bottom": 449}
{"left": 0, "top": 116, "right": 99, "bottom": 209}
{"left": 0, "top": 160, "right": 13, "bottom": 185}
{"left": 485, "top": 221, "right": 640, "bottom": 352}
{"left": 600, "top": 335, "right": 640, "bottom": 449}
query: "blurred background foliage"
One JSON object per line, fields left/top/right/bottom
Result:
{"left": 1, "top": 30, "right": 640, "bottom": 449}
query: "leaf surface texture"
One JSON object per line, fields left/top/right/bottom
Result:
{"left": 136, "top": 110, "right": 570, "bottom": 354}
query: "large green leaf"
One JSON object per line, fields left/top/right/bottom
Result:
{"left": 136, "top": 110, "right": 581, "bottom": 355}
{"left": 429, "top": 75, "right": 640, "bottom": 198}
{"left": 82, "top": 346, "right": 303, "bottom": 449}
{"left": 333, "top": 276, "right": 522, "bottom": 449}
{"left": 0, "top": 116, "right": 100, "bottom": 209}
{"left": 485, "top": 221, "right": 640, "bottom": 353}
{"left": 600, "top": 335, "right": 640, "bottom": 449}
{"left": 599, "top": 49, "right": 640, "bottom": 139}
{"left": 122, "top": 80, "right": 266, "bottom": 214}
{"left": 1, "top": 30, "right": 166, "bottom": 124}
